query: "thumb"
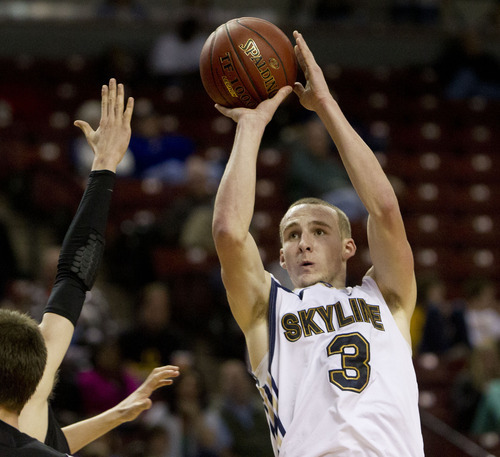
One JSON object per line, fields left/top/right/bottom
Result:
{"left": 293, "top": 82, "right": 305, "bottom": 97}
{"left": 214, "top": 104, "right": 230, "bottom": 116}
{"left": 274, "top": 85, "right": 293, "bottom": 102}
{"left": 73, "top": 120, "right": 93, "bottom": 137}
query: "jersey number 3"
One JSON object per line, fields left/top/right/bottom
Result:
{"left": 327, "top": 332, "right": 370, "bottom": 393}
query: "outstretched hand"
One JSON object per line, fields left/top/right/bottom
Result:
{"left": 215, "top": 85, "right": 292, "bottom": 126}
{"left": 115, "top": 365, "right": 180, "bottom": 422}
{"left": 74, "top": 78, "right": 134, "bottom": 172}
{"left": 292, "top": 31, "right": 334, "bottom": 112}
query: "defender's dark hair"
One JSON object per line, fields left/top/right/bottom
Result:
{"left": 0, "top": 309, "right": 47, "bottom": 413}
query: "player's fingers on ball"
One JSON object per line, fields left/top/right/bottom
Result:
{"left": 293, "top": 82, "right": 305, "bottom": 97}
{"left": 215, "top": 104, "right": 229, "bottom": 116}
{"left": 294, "top": 46, "right": 306, "bottom": 70}
{"left": 278, "top": 85, "right": 293, "bottom": 98}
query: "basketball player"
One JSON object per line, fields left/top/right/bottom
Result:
{"left": 0, "top": 309, "right": 70, "bottom": 456}
{"left": 12, "top": 78, "right": 179, "bottom": 454}
{"left": 212, "top": 31, "right": 425, "bottom": 456}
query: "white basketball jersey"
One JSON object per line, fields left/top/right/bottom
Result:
{"left": 253, "top": 276, "right": 425, "bottom": 457}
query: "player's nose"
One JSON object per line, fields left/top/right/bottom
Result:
{"left": 298, "top": 234, "right": 312, "bottom": 252}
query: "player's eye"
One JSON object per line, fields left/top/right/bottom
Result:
{"left": 315, "top": 229, "right": 325, "bottom": 236}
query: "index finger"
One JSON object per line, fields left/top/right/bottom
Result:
{"left": 293, "top": 31, "right": 317, "bottom": 71}
{"left": 265, "top": 85, "right": 293, "bottom": 108}
{"left": 123, "top": 96, "right": 134, "bottom": 124}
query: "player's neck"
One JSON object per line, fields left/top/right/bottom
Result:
{"left": 0, "top": 406, "right": 20, "bottom": 429}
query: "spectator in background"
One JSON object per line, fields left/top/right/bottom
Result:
{"left": 153, "top": 154, "right": 220, "bottom": 254}
{"left": 97, "top": 45, "right": 145, "bottom": 90}
{"left": 210, "top": 359, "right": 274, "bottom": 457}
{"left": 144, "top": 368, "right": 224, "bottom": 457}
{"left": 434, "top": 29, "right": 500, "bottom": 100}
{"left": 462, "top": 277, "right": 500, "bottom": 349}
{"left": 0, "top": 216, "right": 19, "bottom": 299}
{"left": 442, "top": 0, "right": 500, "bottom": 31}
{"left": 288, "top": 0, "right": 355, "bottom": 25}
{"left": 76, "top": 338, "right": 141, "bottom": 417}
{"left": 469, "top": 340, "right": 500, "bottom": 437}
{"left": 417, "top": 276, "right": 470, "bottom": 357}
{"left": 390, "top": 0, "right": 440, "bottom": 24}
{"left": 97, "top": 0, "right": 149, "bottom": 20}
{"left": 451, "top": 339, "right": 500, "bottom": 433}
{"left": 119, "top": 282, "right": 189, "bottom": 380}
{"left": 128, "top": 106, "right": 196, "bottom": 182}
{"left": 149, "top": 15, "right": 206, "bottom": 86}
{"left": 284, "top": 114, "right": 367, "bottom": 222}
{"left": 141, "top": 424, "right": 173, "bottom": 457}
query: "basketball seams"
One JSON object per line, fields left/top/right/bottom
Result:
{"left": 236, "top": 18, "right": 296, "bottom": 86}
{"left": 200, "top": 17, "right": 297, "bottom": 107}
{"left": 225, "top": 21, "right": 263, "bottom": 104}
{"left": 209, "top": 28, "right": 234, "bottom": 107}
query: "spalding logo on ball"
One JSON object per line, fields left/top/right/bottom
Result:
{"left": 199, "top": 17, "right": 297, "bottom": 108}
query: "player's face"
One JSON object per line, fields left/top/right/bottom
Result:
{"left": 279, "top": 204, "right": 355, "bottom": 289}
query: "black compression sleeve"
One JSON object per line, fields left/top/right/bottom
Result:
{"left": 43, "top": 170, "right": 116, "bottom": 326}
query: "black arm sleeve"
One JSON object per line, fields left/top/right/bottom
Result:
{"left": 43, "top": 170, "right": 116, "bottom": 326}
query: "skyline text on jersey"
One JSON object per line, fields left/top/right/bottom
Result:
{"left": 281, "top": 298, "right": 385, "bottom": 342}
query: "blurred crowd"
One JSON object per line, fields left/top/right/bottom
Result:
{"left": 1, "top": 3, "right": 500, "bottom": 456}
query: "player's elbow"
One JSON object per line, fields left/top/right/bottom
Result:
{"left": 212, "top": 223, "right": 246, "bottom": 255}
{"left": 212, "top": 213, "right": 246, "bottom": 247}
{"left": 370, "top": 188, "right": 401, "bottom": 221}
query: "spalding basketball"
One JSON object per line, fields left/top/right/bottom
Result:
{"left": 199, "top": 17, "right": 297, "bottom": 108}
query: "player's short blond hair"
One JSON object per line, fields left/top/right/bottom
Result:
{"left": 279, "top": 197, "right": 352, "bottom": 246}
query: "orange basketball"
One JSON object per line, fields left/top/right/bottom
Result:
{"left": 199, "top": 17, "right": 297, "bottom": 108}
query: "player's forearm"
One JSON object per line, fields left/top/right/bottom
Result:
{"left": 62, "top": 407, "right": 124, "bottom": 453}
{"left": 316, "top": 98, "right": 398, "bottom": 215}
{"left": 43, "top": 171, "right": 116, "bottom": 325}
{"left": 30, "top": 172, "right": 117, "bottom": 415}
{"left": 213, "top": 118, "right": 265, "bottom": 241}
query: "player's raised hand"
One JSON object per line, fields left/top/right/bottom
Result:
{"left": 293, "top": 31, "right": 334, "bottom": 112}
{"left": 215, "top": 85, "right": 292, "bottom": 126}
{"left": 74, "top": 78, "right": 134, "bottom": 172}
{"left": 114, "top": 365, "right": 180, "bottom": 422}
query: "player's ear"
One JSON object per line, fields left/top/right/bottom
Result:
{"left": 342, "top": 238, "right": 356, "bottom": 261}
{"left": 280, "top": 248, "right": 287, "bottom": 269}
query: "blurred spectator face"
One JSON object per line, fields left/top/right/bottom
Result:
{"left": 220, "top": 359, "right": 253, "bottom": 404}
{"left": 39, "top": 245, "right": 60, "bottom": 288}
{"left": 136, "top": 113, "right": 162, "bottom": 137}
{"left": 304, "top": 118, "right": 332, "bottom": 157}
{"left": 94, "top": 340, "right": 123, "bottom": 374}
{"left": 139, "top": 283, "right": 170, "bottom": 331}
